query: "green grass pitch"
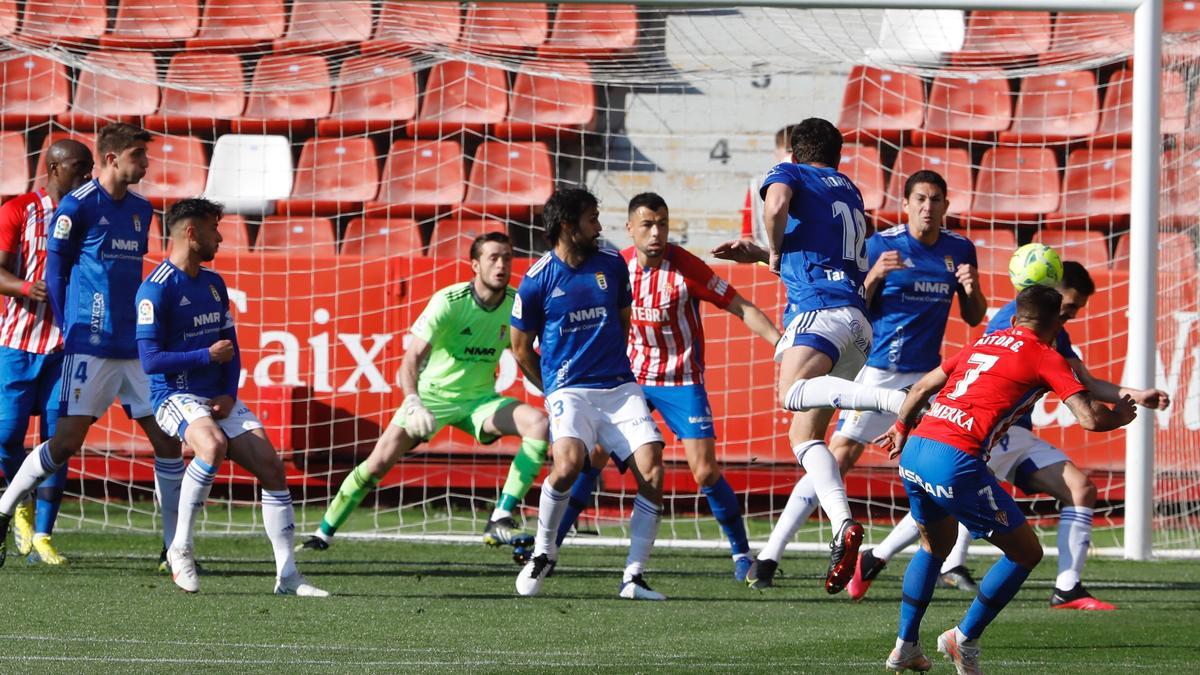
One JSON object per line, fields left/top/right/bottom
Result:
{"left": 1, "top": 531, "right": 1198, "bottom": 673}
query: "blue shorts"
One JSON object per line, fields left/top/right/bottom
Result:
{"left": 641, "top": 384, "right": 715, "bottom": 440}
{"left": 0, "top": 346, "right": 64, "bottom": 445}
{"left": 899, "top": 436, "right": 1026, "bottom": 540}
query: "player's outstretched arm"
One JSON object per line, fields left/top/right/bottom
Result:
{"left": 724, "top": 294, "right": 781, "bottom": 345}
{"left": 763, "top": 183, "right": 793, "bottom": 272}
{"left": 711, "top": 239, "right": 769, "bottom": 265}
{"left": 1067, "top": 357, "right": 1171, "bottom": 411}
{"left": 509, "top": 326, "right": 543, "bottom": 392}
{"left": 1063, "top": 391, "right": 1138, "bottom": 432}
{"left": 955, "top": 263, "right": 988, "bottom": 326}
{"left": 875, "top": 366, "right": 949, "bottom": 459}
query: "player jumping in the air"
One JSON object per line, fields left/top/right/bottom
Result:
{"left": 855, "top": 261, "right": 1170, "bottom": 611}
{"left": 0, "top": 124, "right": 183, "bottom": 568}
{"left": 297, "top": 232, "right": 549, "bottom": 553}
{"left": 876, "top": 284, "right": 1136, "bottom": 674}
{"left": 511, "top": 187, "right": 667, "bottom": 600}
{"left": 136, "top": 198, "right": 326, "bottom": 596}
{"left": 713, "top": 117, "right": 908, "bottom": 593}
{"left": 551, "top": 192, "right": 781, "bottom": 581}
{"left": 0, "top": 139, "right": 93, "bottom": 565}
{"left": 752, "top": 170, "right": 987, "bottom": 591}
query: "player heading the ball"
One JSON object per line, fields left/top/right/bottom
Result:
{"left": 136, "top": 198, "right": 326, "bottom": 597}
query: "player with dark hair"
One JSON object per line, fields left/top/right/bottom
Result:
{"left": 298, "top": 232, "right": 551, "bottom": 554}
{"left": 0, "top": 123, "right": 184, "bottom": 569}
{"left": 551, "top": 192, "right": 781, "bottom": 581}
{"left": 512, "top": 187, "right": 668, "bottom": 600}
{"left": 876, "top": 284, "right": 1137, "bottom": 674}
{"left": 0, "top": 139, "right": 93, "bottom": 564}
{"left": 855, "top": 260, "right": 1169, "bottom": 611}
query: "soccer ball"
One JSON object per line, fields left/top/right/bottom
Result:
{"left": 1008, "top": 243, "right": 1063, "bottom": 290}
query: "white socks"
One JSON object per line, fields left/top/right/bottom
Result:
{"left": 154, "top": 457, "right": 184, "bottom": 550}
{"left": 0, "top": 442, "right": 58, "bottom": 515}
{"left": 624, "top": 494, "right": 661, "bottom": 581}
{"left": 875, "top": 512, "right": 921, "bottom": 562}
{"left": 1056, "top": 506, "right": 1093, "bottom": 590}
{"left": 171, "top": 457, "right": 218, "bottom": 551}
{"left": 795, "top": 441, "right": 851, "bottom": 533}
{"left": 758, "top": 477, "right": 818, "bottom": 562}
{"left": 490, "top": 507, "right": 512, "bottom": 521}
{"left": 783, "top": 376, "right": 907, "bottom": 414}
{"left": 941, "top": 524, "right": 973, "bottom": 573}
{"left": 534, "top": 479, "right": 568, "bottom": 558}
{"left": 262, "top": 489, "right": 299, "bottom": 579}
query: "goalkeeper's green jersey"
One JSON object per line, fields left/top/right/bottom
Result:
{"left": 411, "top": 281, "right": 516, "bottom": 402}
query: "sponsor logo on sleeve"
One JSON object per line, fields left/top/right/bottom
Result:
{"left": 52, "top": 215, "right": 72, "bottom": 240}
{"left": 137, "top": 299, "right": 154, "bottom": 325}
{"left": 512, "top": 294, "right": 523, "bottom": 320}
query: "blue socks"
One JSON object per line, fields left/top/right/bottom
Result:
{"left": 555, "top": 464, "right": 601, "bottom": 547}
{"left": 898, "top": 548, "right": 943, "bottom": 642}
{"left": 959, "top": 555, "right": 1031, "bottom": 640}
{"left": 34, "top": 463, "right": 67, "bottom": 535}
{"left": 701, "top": 476, "right": 749, "bottom": 557}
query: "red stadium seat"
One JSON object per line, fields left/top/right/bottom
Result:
{"left": 145, "top": 53, "right": 246, "bottom": 134}
{"left": 951, "top": 227, "right": 1017, "bottom": 274}
{"left": 140, "top": 135, "right": 207, "bottom": 209}
{"left": 1166, "top": 0, "right": 1200, "bottom": 32}
{"left": 877, "top": 146, "right": 972, "bottom": 226}
{"left": 1094, "top": 68, "right": 1188, "bottom": 146}
{"left": 428, "top": 217, "right": 507, "bottom": 259}
{"left": 233, "top": 55, "right": 332, "bottom": 135}
{"left": 1163, "top": 151, "right": 1200, "bottom": 228}
{"left": 1049, "top": 148, "right": 1132, "bottom": 229}
{"left": 318, "top": 55, "right": 418, "bottom": 135}
{"left": 58, "top": 50, "right": 160, "bottom": 130}
{"left": 969, "top": 146, "right": 1059, "bottom": 221}
{"left": 0, "top": 53, "right": 70, "bottom": 128}
{"left": 911, "top": 73, "right": 1011, "bottom": 145}
{"left": 17, "top": 0, "right": 107, "bottom": 44}
{"left": 1113, "top": 231, "right": 1197, "bottom": 277}
{"left": 364, "top": 1, "right": 461, "bottom": 52}
{"left": 103, "top": 0, "right": 201, "bottom": 48}
{"left": 463, "top": 141, "right": 554, "bottom": 218}
{"left": 461, "top": 3, "right": 549, "bottom": 52}
{"left": 0, "top": 131, "right": 28, "bottom": 198}
{"left": 369, "top": 139, "right": 464, "bottom": 218}
{"left": 1033, "top": 228, "right": 1111, "bottom": 269}
{"left": 494, "top": 60, "right": 595, "bottom": 139}
{"left": 837, "top": 143, "right": 884, "bottom": 212}
{"left": 542, "top": 4, "right": 638, "bottom": 56}
{"left": 953, "top": 11, "right": 1051, "bottom": 66}
{"left": 257, "top": 216, "right": 336, "bottom": 255}
{"left": 0, "top": 1, "right": 16, "bottom": 38}
{"left": 187, "top": 0, "right": 286, "bottom": 50}
{"left": 1044, "top": 13, "right": 1133, "bottom": 62}
{"left": 342, "top": 217, "right": 424, "bottom": 257}
{"left": 147, "top": 215, "right": 166, "bottom": 257}
{"left": 838, "top": 66, "right": 925, "bottom": 143}
{"left": 999, "top": 71, "right": 1099, "bottom": 144}
{"left": 32, "top": 131, "right": 96, "bottom": 190}
{"left": 409, "top": 61, "right": 508, "bottom": 137}
{"left": 274, "top": 0, "right": 373, "bottom": 52}
{"left": 278, "top": 137, "right": 380, "bottom": 216}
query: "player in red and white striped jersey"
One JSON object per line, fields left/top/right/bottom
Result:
{"left": 556, "top": 192, "right": 781, "bottom": 581}
{"left": 0, "top": 139, "right": 92, "bottom": 563}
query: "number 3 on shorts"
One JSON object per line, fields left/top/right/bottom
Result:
{"left": 551, "top": 400, "right": 564, "bottom": 418}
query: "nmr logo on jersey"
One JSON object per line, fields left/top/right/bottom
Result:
{"left": 568, "top": 307, "right": 607, "bottom": 322}
{"left": 193, "top": 312, "right": 222, "bottom": 328}
{"left": 111, "top": 238, "right": 140, "bottom": 252}
{"left": 913, "top": 281, "right": 951, "bottom": 294}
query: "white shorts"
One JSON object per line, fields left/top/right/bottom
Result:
{"left": 833, "top": 366, "right": 924, "bottom": 444}
{"left": 59, "top": 354, "right": 153, "bottom": 419}
{"left": 155, "top": 393, "right": 264, "bottom": 441}
{"left": 986, "top": 425, "right": 1069, "bottom": 489}
{"left": 775, "top": 306, "right": 873, "bottom": 379}
{"left": 546, "top": 382, "right": 664, "bottom": 462}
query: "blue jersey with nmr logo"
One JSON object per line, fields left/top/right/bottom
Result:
{"left": 48, "top": 179, "right": 153, "bottom": 358}
{"left": 511, "top": 249, "right": 635, "bottom": 397}
{"left": 760, "top": 162, "right": 869, "bottom": 324}
{"left": 866, "top": 226, "right": 978, "bottom": 372}
{"left": 135, "top": 261, "right": 237, "bottom": 410}
{"left": 987, "top": 299, "right": 1077, "bottom": 430}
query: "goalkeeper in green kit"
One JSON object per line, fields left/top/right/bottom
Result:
{"left": 297, "top": 232, "right": 549, "bottom": 554}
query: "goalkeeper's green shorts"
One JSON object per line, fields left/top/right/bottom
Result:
{"left": 389, "top": 392, "right": 520, "bottom": 444}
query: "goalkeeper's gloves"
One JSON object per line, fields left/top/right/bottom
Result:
{"left": 402, "top": 394, "right": 436, "bottom": 438}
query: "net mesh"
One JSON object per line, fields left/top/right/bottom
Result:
{"left": 1, "top": 1, "right": 1199, "bottom": 555}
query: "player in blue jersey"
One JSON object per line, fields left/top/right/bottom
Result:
{"left": 136, "top": 198, "right": 326, "bottom": 597}
{"left": 862, "top": 261, "right": 1170, "bottom": 612}
{"left": 749, "top": 170, "right": 988, "bottom": 594}
{"left": 511, "top": 187, "right": 667, "bottom": 600}
{"left": 714, "top": 118, "right": 908, "bottom": 593}
{"left": 0, "top": 124, "right": 183, "bottom": 568}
